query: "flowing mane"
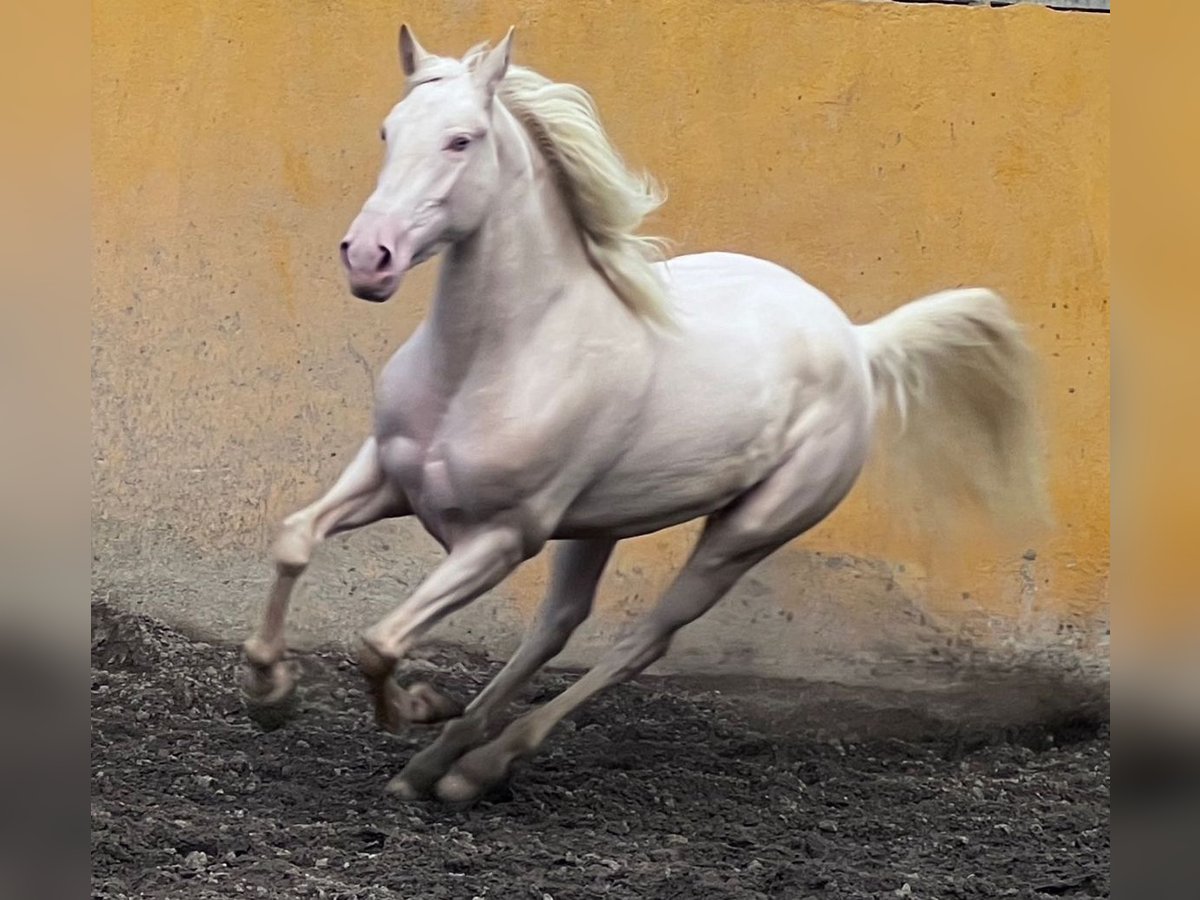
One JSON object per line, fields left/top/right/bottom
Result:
{"left": 465, "top": 48, "right": 673, "bottom": 324}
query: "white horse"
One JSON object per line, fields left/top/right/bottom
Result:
{"left": 242, "top": 27, "right": 1046, "bottom": 803}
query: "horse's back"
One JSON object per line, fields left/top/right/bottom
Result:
{"left": 653, "top": 251, "right": 869, "bottom": 399}
{"left": 657, "top": 252, "right": 856, "bottom": 333}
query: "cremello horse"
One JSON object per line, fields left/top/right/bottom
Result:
{"left": 242, "top": 27, "right": 1045, "bottom": 803}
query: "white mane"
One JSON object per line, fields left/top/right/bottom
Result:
{"left": 469, "top": 51, "right": 672, "bottom": 324}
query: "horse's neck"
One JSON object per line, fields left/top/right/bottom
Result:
{"left": 426, "top": 110, "right": 600, "bottom": 378}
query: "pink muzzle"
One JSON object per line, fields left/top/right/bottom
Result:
{"left": 339, "top": 211, "right": 415, "bottom": 302}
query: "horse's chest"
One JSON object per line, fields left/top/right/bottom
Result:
{"left": 377, "top": 410, "right": 548, "bottom": 534}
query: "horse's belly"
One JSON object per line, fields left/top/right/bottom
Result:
{"left": 556, "top": 471, "right": 753, "bottom": 538}
{"left": 556, "top": 398, "right": 794, "bottom": 537}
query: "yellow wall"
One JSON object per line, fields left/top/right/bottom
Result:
{"left": 93, "top": 1, "right": 1109, "bottom": 682}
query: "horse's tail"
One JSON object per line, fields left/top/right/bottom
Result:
{"left": 856, "top": 287, "right": 1050, "bottom": 535}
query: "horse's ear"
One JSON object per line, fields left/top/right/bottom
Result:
{"left": 399, "top": 24, "right": 431, "bottom": 78}
{"left": 473, "top": 27, "right": 514, "bottom": 102}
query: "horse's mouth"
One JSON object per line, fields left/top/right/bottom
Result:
{"left": 349, "top": 274, "right": 402, "bottom": 302}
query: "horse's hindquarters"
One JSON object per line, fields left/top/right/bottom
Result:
{"left": 556, "top": 258, "right": 875, "bottom": 541}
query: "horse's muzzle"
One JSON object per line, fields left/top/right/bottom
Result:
{"left": 340, "top": 214, "right": 416, "bottom": 302}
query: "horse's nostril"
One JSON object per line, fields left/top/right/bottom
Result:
{"left": 339, "top": 241, "right": 351, "bottom": 267}
{"left": 376, "top": 245, "right": 392, "bottom": 272}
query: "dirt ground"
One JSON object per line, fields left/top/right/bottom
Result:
{"left": 91, "top": 601, "right": 1109, "bottom": 899}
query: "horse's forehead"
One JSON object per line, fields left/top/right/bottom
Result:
{"left": 392, "top": 70, "right": 484, "bottom": 125}
{"left": 418, "top": 56, "right": 470, "bottom": 81}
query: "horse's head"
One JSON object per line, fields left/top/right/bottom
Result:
{"left": 340, "top": 25, "right": 514, "bottom": 302}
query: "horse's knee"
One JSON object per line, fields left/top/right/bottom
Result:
{"left": 272, "top": 513, "right": 316, "bottom": 575}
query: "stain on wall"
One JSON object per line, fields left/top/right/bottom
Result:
{"left": 93, "top": 0, "right": 1109, "bottom": 685}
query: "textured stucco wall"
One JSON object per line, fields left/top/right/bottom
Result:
{"left": 93, "top": 0, "right": 1109, "bottom": 688}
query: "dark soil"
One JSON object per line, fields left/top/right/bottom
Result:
{"left": 91, "top": 602, "right": 1109, "bottom": 899}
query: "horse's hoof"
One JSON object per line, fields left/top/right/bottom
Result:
{"left": 407, "top": 682, "right": 464, "bottom": 724}
{"left": 240, "top": 660, "right": 298, "bottom": 731}
{"left": 435, "top": 746, "right": 513, "bottom": 804}
{"left": 372, "top": 679, "right": 462, "bottom": 733}
{"left": 385, "top": 774, "right": 428, "bottom": 801}
{"left": 245, "top": 695, "right": 298, "bottom": 731}
{"left": 434, "top": 772, "right": 479, "bottom": 804}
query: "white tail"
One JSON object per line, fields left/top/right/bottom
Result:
{"left": 857, "top": 288, "right": 1050, "bottom": 536}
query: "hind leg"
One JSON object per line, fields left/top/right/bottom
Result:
{"left": 388, "top": 539, "right": 615, "bottom": 798}
{"left": 241, "top": 438, "right": 412, "bottom": 726}
{"left": 435, "top": 429, "right": 863, "bottom": 803}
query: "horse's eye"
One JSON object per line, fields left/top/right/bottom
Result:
{"left": 447, "top": 135, "right": 472, "bottom": 152}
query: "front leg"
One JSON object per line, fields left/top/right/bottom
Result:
{"left": 242, "top": 438, "right": 405, "bottom": 727}
{"left": 356, "top": 527, "right": 532, "bottom": 735}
